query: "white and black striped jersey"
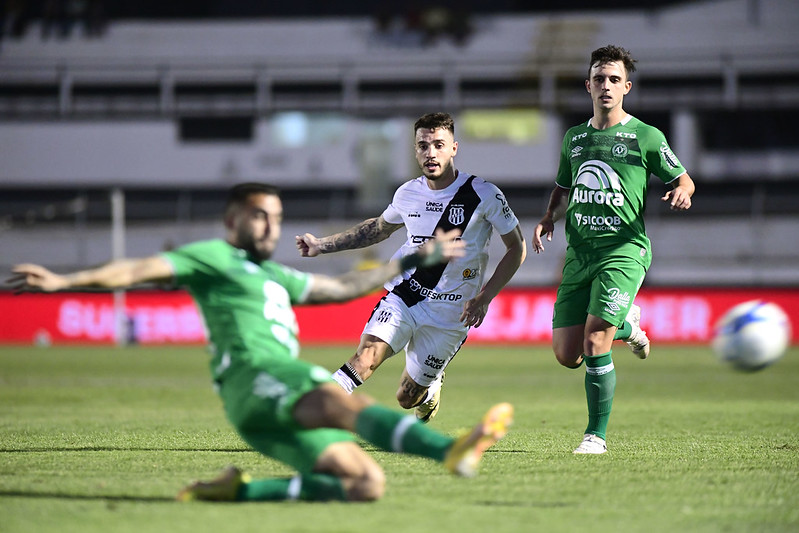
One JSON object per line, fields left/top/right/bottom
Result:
{"left": 381, "top": 171, "right": 519, "bottom": 324}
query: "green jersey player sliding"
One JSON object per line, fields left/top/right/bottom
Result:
{"left": 533, "top": 45, "right": 695, "bottom": 454}
{"left": 10, "top": 182, "right": 513, "bottom": 502}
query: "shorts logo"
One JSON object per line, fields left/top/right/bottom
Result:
{"left": 424, "top": 355, "right": 445, "bottom": 370}
{"left": 253, "top": 372, "right": 288, "bottom": 399}
{"left": 376, "top": 310, "right": 391, "bottom": 323}
{"left": 448, "top": 205, "right": 465, "bottom": 225}
{"left": 462, "top": 268, "right": 478, "bottom": 280}
{"left": 604, "top": 287, "right": 631, "bottom": 315}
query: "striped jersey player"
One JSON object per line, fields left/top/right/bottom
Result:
{"left": 296, "top": 112, "right": 526, "bottom": 422}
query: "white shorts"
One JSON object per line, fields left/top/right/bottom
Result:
{"left": 362, "top": 292, "right": 468, "bottom": 386}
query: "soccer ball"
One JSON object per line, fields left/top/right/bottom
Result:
{"left": 712, "top": 300, "right": 791, "bottom": 371}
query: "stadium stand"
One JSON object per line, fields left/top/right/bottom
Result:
{"left": 1, "top": 0, "right": 797, "bottom": 286}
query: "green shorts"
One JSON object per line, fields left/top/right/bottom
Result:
{"left": 552, "top": 250, "right": 647, "bottom": 329}
{"left": 216, "top": 356, "right": 356, "bottom": 474}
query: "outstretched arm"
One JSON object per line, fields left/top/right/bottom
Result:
{"left": 296, "top": 215, "right": 403, "bottom": 257}
{"left": 460, "top": 224, "right": 526, "bottom": 328}
{"left": 8, "top": 256, "right": 174, "bottom": 292}
{"left": 532, "top": 185, "right": 569, "bottom": 254}
{"left": 662, "top": 173, "right": 695, "bottom": 211}
{"left": 303, "top": 228, "right": 463, "bottom": 304}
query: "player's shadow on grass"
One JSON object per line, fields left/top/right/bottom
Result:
{"left": 0, "top": 490, "right": 173, "bottom": 502}
{"left": 0, "top": 446, "right": 251, "bottom": 453}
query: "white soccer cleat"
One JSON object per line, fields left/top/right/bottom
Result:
{"left": 625, "top": 304, "right": 650, "bottom": 359}
{"left": 573, "top": 433, "right": 607, "bottom": 455}
{"left": 415, "top": 372, "right": 445, "bottom": 423}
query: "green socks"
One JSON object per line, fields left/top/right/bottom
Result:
{"left": 239, "top": 474, "right": 346, "bottom": 502}
{"left": 237, "top": 404, "right": 458, "bottom": 502}
{"left": 614, "top": 318, "right": 632, "bottom": 341}
{"left": 583, "top": 351, "right": 616, "bottom": 440}
{"left": 355, "top": 404, "right": 454, "bottom": 462}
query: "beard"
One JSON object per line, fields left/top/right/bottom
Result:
{"left": 237, "top": 230, "right": 272, "bottom": 262}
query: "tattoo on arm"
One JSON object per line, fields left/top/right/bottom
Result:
{"left": 320, "top": 217, "right": 400, "bottom": 253}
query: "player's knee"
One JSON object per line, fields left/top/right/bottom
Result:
{"left": 554, "top": 349, "right": 581, "bottom": 368}
{"left": 395, "top": 390, "right": 422, "bottom": 410}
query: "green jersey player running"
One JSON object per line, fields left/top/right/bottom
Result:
{"left": 10, "top": 183, "right": 513, "bottom": 502}
{"left": 532, "top": 45, "right": 695, "bottom": 454}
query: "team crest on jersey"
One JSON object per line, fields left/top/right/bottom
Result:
{"left": 612, "top": 143, "right": 629, "bottom": 158}
{"left": 462, "top": 268, "right": 479, "bottom": 280}
{"left": 448, "top": 204, "right": 465, "bottom": 225}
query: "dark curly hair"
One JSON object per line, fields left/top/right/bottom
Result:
{"left": 588, "top": 45, "right": 637, "bottom": 79}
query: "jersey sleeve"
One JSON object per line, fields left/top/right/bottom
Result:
{"left": 555, "top": 130, "right": 575, "bottom": 188}
{"left": 639, "top": 125, "right": 687, "bottom": 184}
{"left": 272, "top": 263, "right": 313, "bottom": 305}
{"left": 476, "top": 180, "right": 519, "bottom": 235}
{"left": 380, "top": 182, "right": 409, "bottom": 225}
{"left": 161, "top": 240, "right": 222, "bottom": 288}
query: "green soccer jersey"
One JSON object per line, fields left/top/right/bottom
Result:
{"left": 161, "top": 239, "right": 311, "bottom": 378}
{"left": 555, "top": 115, "right": 686, "bottom": 268}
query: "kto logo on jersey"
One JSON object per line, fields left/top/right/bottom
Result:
{"left": 659, "top": 142, "right": 681, "bottom": 169}
{"left": 604, "top": 287, "right": 631, "bottom": 316}
{"left": 426, "top": 201, "right": 444, "bottom": 212}
{"left": 572, "top": 132, "right": 588, "bottom": 142}
{"left": 571, "top": 160, "right": 625, "bottom": 206}
{"left": 448, "top": 204, "right": 465, "bottom": 225}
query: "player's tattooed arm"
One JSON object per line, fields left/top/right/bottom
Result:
{"left": 304, "top": 229, "right": 463, "bottom": 303}
{"left": 296, "top": 216, "right": 403, "bottom": 257}
{"left": 319, "top": 216, "right": 403, "bottom": 253}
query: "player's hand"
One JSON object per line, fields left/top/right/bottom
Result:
{"left": 8, "top": 264, "right": 68, "bottom": 292}
{"left": 418, "top": 228, "right": 464, "bottom": 266}
{"left": 532, "top": 217, "right": 555, "bottom": 254}
{"left": 460, "top": 291, "right": 490, "bottom": 328}
{"left": 295, "top": 233, "right": 323, "bottom": 257}
{"left": 662, "top": 187, "right": 692, "bottom": 211}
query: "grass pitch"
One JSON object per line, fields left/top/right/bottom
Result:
{"left": 1, "top": 343, "right": 798, "bottom": 533}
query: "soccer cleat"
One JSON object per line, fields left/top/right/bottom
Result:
{"left": 624, "top": 304, "right": 650, "bottom": 359}
{"left": 176, "top": 465, "right": 250, "bottom": 502}
{"left": 573, "top": 433, "right": 607, "bottom": 455}
{"left": 415, "top": 372, "right": 445, "bottom": 423}
{"left": 444, "top": 402, "right": 514, "bottom": 477}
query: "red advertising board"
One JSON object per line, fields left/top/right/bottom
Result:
{"left": 0, "top": 288, "right": 797, "bottom": 345}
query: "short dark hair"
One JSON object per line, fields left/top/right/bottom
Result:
{"left": 588, "top": 45, "right": 637, "bottom": 79}
{"left": 225, "top": 182, "right": 280, "bottom": 214}
{"left": 414, "top": 112, "right": 455, "bottom": 136}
